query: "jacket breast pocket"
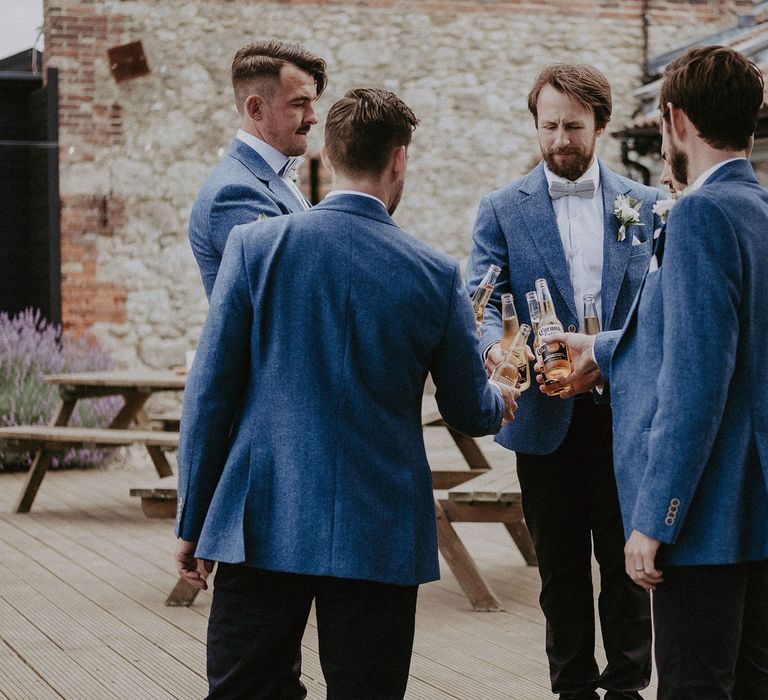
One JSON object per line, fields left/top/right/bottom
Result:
{"left": 629, "top": 239, "right": 652, "bottom": 257}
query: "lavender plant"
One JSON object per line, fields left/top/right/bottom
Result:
{"left": 0, "top": 309, "right": 121, "bottom": 471}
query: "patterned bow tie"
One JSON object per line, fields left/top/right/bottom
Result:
{"left": 549, "top": 179, "right": 596, "bottom": 200}
{"left": 278, "top": 156, "right": 304, "bottom": 181}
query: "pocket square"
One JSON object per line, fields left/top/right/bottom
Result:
{"left": 648, "top": 255, "right": 659, "bottom": 272}
{"left": 631, "top": 234, "right": 643, "bottom": 245}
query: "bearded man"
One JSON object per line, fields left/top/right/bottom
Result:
{"left": 466, "top": 63, "right": 662, "bottom": 700}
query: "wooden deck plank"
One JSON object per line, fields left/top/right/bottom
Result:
{"left": 0, "top": 452, "right": 657, "bottom": 699}
{"left": 0, "top": 508, "right": 210, "bottom": 660}
{"left": 0, "top": 638, "right": 62, "bottom": 700}
{"left": 0, "top": 596, "right": 126, "bottom": 700}
{"left": 0, "top": 537, "right": 189, "bottom": 699}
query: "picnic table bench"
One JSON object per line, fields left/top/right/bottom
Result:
{"left": 0, "top": 371, "right": 185, "bottom": 513}
{"left": 437, "top": 466, "right": 536, "bottom": 611}
{"left": 130, "top": 395, "right": 535, "bottom": 610}
{"left": 0, "top": 425, "right": 179, "bottom": 450}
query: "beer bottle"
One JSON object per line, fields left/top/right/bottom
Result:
{"left": 492, "top": 324, "right": 532, "bottom": 390}
{"left": 499, "top": 293, "right": 520, "bottom": 352}
{"left": 583, "top": 294, "right": 600, "bottom": 335}
{"left": 535, "top": 278, "right": 572, "bottom": 387}
{"left": 471, "top": 264, "right": 501, "bottom": 331}
{"left": 528, "top": 289, "right": 561, "bottom": 394}
{"left": 526, "top": 291, "right": 540, "bottom": 354}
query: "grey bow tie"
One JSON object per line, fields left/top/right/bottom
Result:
{"left": 549, "top": 179, "right": 596, "bottom": 200}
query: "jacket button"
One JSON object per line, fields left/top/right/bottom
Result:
{"left": 568, "top": 324, "right": 576, "bottom": 332}
{"left": 670, "top": 498, "right": 680, "bottom": 506}
{"left": 665, "top": 517, "right": 675, "bottom": 525}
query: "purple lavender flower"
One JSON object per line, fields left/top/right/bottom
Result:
{"left": 0, "top": 309, "right": 121, "bottom": 471}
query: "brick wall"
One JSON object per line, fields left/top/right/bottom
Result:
{"left": 45, "top": 0, "right": 129, "bottom": 335}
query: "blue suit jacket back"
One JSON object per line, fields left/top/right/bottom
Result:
{"left": 188, "top": 139, "right": 306, "bottom": 298}
{"left": 596, "top": 160, "right": 768, "bottom": 566}
{"left": 176, "top": 194, "right": 504, "bottom": 585}
{"left": 467, "top": 161, "right": 661, "bottom": 454}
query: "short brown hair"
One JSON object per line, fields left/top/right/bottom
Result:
{"left": 231, "top": 40, "right": 327, "bottom": 114}
{"left": 659, "top": 45, "right": 764, "bottom": 151}
{"left": 527, "top": 63, "right": 612, "bottom": 129}
{"left": 324, "top": 88, "right": 419, "bottom": 176}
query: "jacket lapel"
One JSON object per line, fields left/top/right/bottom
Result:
{"left": 517, "top": 164, "right": 578, "bottom": 321}
{"left": 600, "top": 163, "right": 648, "bottom": 329}
{"left": 227, "top": 139, "right": 306, "bottom": 213}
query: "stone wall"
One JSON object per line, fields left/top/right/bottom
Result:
{"left": 44, "top": 0, "right": 748, "bottom": 367}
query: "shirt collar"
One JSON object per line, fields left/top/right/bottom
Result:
{"left": 236, "top": 129, "right": 290, "bottom": 175}
{"left": 544, "top": 157, "right": 601, "bottom": 193}
{"left": 688, "top": 157, "right": 747, "bottom": 193}
{"left": 324, "top": 189, "right": 388, "bottom": 210}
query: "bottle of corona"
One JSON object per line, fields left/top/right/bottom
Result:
{"left": 493, "top": 324, "right": 532, "bottom": 391}
{"left": 471, "top": 265, "right": 501, "bottom": 331}
{"left": 535, "top": 278, "right": 572, "bottom": 390}
{"left": 499, "top": 293, "right": 520, "bottom": 352}
{"left": 528, "top": 289, "right": 560, "bottom": 393}
{"left": 583, "top": 294, "right": 600, "bottom": 335}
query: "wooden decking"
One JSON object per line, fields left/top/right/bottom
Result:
{"left": 0, "top": 433, "right": 658, "bottom": 699}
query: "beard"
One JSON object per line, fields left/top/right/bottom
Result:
{"left": 542, "top": 143, "right": 595, "bottom": 181}
{"left": 669, "top": 143, "right": 689, "bottom": 187}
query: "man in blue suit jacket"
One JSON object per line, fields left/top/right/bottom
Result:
{"left": 186, "top": 41, "right": 327, "bottom": 700}
{"left": 175, "top": 88, "right": 517, "bottom": 700}
{"left": 551, "top": 46, "right": 768, "bottom": 699}
{"left": 188, "top": 40, "right": 327, "bottom": 298}
{"left": 467, "top": 64, "right": 661, "bottom": 700}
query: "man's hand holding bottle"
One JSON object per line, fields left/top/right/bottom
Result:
{"left": 490, "top": 379, "right": 521, "bottom": 424}
{"left": 534, "top": 332, "right": 604, "bottom": 398}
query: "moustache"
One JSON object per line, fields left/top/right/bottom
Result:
{"left": 549, "top": 148, "right": 581, "bottom": 156}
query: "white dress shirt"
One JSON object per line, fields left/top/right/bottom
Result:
{"left": 544, "top": 158, "right": 604, "bottom": 331}
{"left": 688, "top": 157, "right": 747, "bottom": 193}
{"left": 236, "top": 129, "right": 309, "bottom": 210}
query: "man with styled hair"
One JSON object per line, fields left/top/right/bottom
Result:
{"left": 189, "top": 40, "right": 327, "bottom": 298}
{"left": 467, "top": 63, "right": 661, "bottom": 699}
{"left": 175, "top": 87, "right": 518, "bottom": 700}
{"left": 550, "top": 45, "right": 768, "bottom": 699}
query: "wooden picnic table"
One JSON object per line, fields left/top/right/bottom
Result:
{"left": 130, "top": 394, "right": 535, "bottom": 609}
{"left": 0, "top": 370, "right": 184, "bottom": 513}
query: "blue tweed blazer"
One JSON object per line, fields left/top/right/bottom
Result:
{"left": 467, "top": 160, "right": 662, "bottom": 455}
{"left": 176, "top": 194, "right": 504, "bottom": 585}
{"left": 188, "top": 138, "right": 306, "bottom": 298}
{"left": 594, "top": 159, "right": 768, "bottom": 566}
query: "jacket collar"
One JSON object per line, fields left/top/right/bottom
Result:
{"left": 225, "top": 139, "right": 305, "bottom": 213}
{"left": 693, "top": 157, "right": 757, "bottom": 189}
{"left": 312, "top": 192, "right": 397, "bottom": 227}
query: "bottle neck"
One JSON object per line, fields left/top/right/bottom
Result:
{"left": 538, "top": 298, "right": 558, "bottom": 322}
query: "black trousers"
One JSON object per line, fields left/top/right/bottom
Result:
{"left": 206, "top": 563, "right": 418, "bottom": 700}
{"left": 516, "top": 400, "right": 652, "bottom": 698}
{"left": 654, "top": 559, "right": 768, "bottom": 700}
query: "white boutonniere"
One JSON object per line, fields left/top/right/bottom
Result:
{"left": 652, "top": 198, "right": 676, "bottom": 224}
{"left": 257, "top": 213, "right": 267, "bottom": 222}
{"left": 613, "top": 194, "right": 644, "bottom": 242}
